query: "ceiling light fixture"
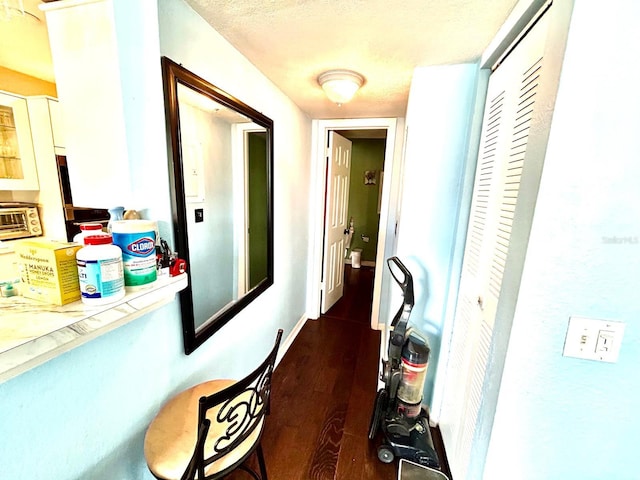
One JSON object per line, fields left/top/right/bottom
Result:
{"left": 1, "top": 0, "right": 38, "bottom": 22}
{"left": 1, "top": 0, "right": 23, "bottom": 19}
{"left": 318, "top": 69, "right": 365, "bottom": 106}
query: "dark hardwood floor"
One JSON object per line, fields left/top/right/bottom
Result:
{"left": 230, "top": 265, "right": 450, "bottom": 479}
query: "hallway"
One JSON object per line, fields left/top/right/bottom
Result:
{"left": 230, "top": 265, "right": 395, "bottom": 479}
{"left": 228, "top": 264, "right": 451, "bottom": 479}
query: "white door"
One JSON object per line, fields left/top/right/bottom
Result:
{"left": 439, "top": 9, "right": 552, "bottom": 479}
{"left": 321, "top": 131, "right": 352, "bottom": 313}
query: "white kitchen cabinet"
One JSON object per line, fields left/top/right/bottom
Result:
{"left": 0, "top": 92, "right": 39, "bottom": 191}
{"left": 26, "top": 96, "right": 67, "bottom": 240}
{"left": 47, "top": 98, "right": 66, "bottom": 152}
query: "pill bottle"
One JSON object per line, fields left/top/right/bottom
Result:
{"left": 73, "top": 223, "right": 104, "bottom": 245}
{"left": 76, "top": 234, "right": 126, "bottom": 305}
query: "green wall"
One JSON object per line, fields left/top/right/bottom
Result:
{"left": 247, "top": 131, "right": 268, "bottom": 289}
{"left": 347, "top": 138, "right": 386, "bottom": 262}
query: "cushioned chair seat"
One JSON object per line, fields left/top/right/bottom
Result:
{"left": 144, "top": 379, "right": 265, "bottom": 479}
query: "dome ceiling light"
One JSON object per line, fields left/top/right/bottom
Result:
{"left": 317, "top": 69, "right": 365, "bottom": 106}
{"left": 1, "top": 0, "right": 38, "bottom": 22}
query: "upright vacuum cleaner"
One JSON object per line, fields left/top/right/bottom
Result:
{"left": 368, "top": 256, "right": 442, "bottom": 471}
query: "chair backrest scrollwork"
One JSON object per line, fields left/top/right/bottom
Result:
{"left": 189, "top": 329, "right": 283, "bottom": 480}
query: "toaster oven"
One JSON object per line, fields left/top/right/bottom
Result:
{"left": 0, "top": 203, "right": 43, "bottom": 241}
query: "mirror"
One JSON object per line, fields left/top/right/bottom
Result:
{"left": 161, "top": 57, "right": 274, "bottom": 354}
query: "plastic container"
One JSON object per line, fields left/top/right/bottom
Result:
{"left": 107, "top": 206, "right": 125, "bottom": 232}
{"left": 110, "top": 220, "right": 157, "bottom": 289}
{"left": 0, "top": 280, "right": 18, "bottom": 297}
{"left": 76, "top": 234, "right": 125, "bottom": 305}
{"left": 397, "top": 335, "right": 430, "bottom": 406}
{"left": 73, "top": 223, "right": 104, "bottom": 244}
{"left": 350, "top": 248, "right": 362, "bottom": 268}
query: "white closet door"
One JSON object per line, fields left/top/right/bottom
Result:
{"left": 439, "top": 10, "right": 550, "bottom": 480}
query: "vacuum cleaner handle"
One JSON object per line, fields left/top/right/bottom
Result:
{"left": 387, "top": 256, "right": 415, "bottom": 318}
{"left": 385, "top": 256, "right": 415, "bottom": 399}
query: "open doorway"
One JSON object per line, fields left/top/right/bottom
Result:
{"left": 307, "top": 118, "right": 405, "bottom": 331}
{"left": 339, "top": 129, "right": 387, "bottom": 269}
{"left": 319, "top": 129, "right": 386, "bottom": 314}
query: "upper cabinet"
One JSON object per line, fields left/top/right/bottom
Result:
{"left": 47, "top": 98, "right": 65, "bottom": 152}
{"left": 26, "top": 96, "right": 67, "bottom": 240}
{"left": 0, "top": 92, "right": 39, "bottom": 191}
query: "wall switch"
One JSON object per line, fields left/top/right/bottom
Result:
{"left": 563, "top": 316, "right": 625, "bottom": 363}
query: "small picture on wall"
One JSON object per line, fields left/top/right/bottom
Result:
{"left": 364, "top": 170, "right": 377, "bottom": 185}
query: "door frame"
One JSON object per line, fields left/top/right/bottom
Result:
{"left": 232, "top": 122, "right": 264, "bottom": 296}
{"left": 307, "top": 117, "right": 405, "bottom": 330}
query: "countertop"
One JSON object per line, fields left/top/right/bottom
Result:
{"left": 0, "top": 273, "right": 188, "bottom": 384}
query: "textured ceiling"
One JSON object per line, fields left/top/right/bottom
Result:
{"left": 1, "top": 0, "right": 519, "bottom": 119}
{"left": 184, "top": 0, "right": 519, "bottom": 118}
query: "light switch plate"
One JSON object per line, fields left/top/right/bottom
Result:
{"left": 563, "top": 316, "right": 625, "bottom": 363}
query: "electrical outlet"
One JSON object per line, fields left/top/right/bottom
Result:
{"left": 563, "top": 316, "right": 625, "bottom": 363}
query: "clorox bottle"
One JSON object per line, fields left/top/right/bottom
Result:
{"left": 110, "top": 220, "right": 157, "bottom": 289}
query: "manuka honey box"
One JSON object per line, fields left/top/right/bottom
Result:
{"left": 15, "top": 239, "right": 82, "bottom": 305}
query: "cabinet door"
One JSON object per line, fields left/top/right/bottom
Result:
{"left": 0, "top": 92, "right": 39, "bottom": 190}
{"left": 48, "top": 98, "right": 66, "bottom": 151}
{"left": 26, "top": 96, "right": 67, "bottom": 240}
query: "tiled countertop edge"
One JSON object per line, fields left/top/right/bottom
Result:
{"left": 0, "top": 274, "right": 188, "bottom": 384}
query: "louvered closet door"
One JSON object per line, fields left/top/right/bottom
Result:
{"left": 439, "top": 10, "right": 550, "bottom": 480}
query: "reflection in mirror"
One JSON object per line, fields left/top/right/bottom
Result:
{"left": 162, "top": 57, "right": 274, "bottom": 354}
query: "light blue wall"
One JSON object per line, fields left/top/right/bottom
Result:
{"left": 483, "top": 1, "right": 640, "bottom": 478}
{"left": 0, "top": 0, "right": 312, "bottom": 478}
{"left": 182, "top": 108, "right": 235, "bottom": 327}
{"left": 396, "top": 64, "right": 482, "bottom": 406}
{"left": 157, "top": 0, "right": 314, "bottom": 328}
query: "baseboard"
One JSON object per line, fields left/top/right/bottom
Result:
{"left": 429, "top": 424, "right": 453, "bottom": 480}
{"left": 276, "top": 314, "right": 307, "bottom": 368}
{"left": 344, "top": 259, "right": 376, "bottom": 267}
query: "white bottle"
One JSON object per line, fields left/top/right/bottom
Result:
{"left": 73, "top": 223, "right": 104, "bottom": 245}
{"left": 76, "top": 234, "right": 126, "bottom": 305}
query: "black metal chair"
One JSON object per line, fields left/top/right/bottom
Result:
{"left": 144, "top": 329, "right": 283, "bottom": 480}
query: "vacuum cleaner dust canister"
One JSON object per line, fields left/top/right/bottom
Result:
{"left": 397, "top": 335, "right": 430, "bottom": 416}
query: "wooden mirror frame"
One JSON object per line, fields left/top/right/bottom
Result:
{"left": 161, "top": 57, "right": 274, "bottom": 354}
